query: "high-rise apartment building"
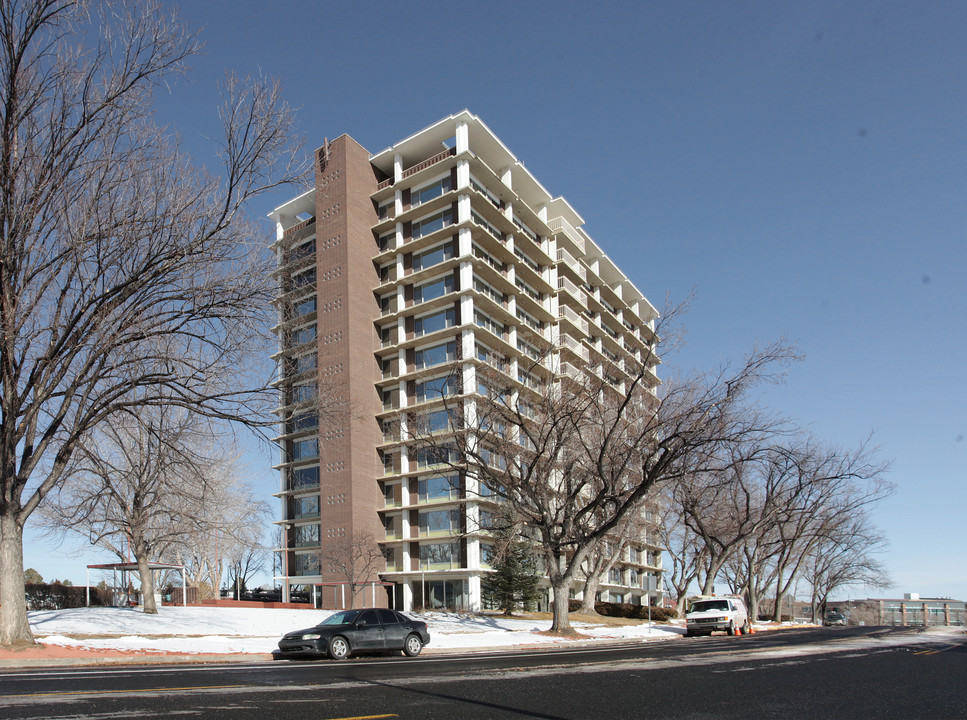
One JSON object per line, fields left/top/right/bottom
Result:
{"left": 269, "top": 111, "right": 663, "bottom": 611}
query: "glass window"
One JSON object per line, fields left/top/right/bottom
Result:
{"left": 475, "top": 311, "right": 505, "bottom": 338}
{"left": 292, "top": 268, "right": 316, "bottom": 289}
{"left": 414, "top": 308, "right": 455, "bottom": 337}
{"left": 474, "top": 278, "right": 504, "bottom": 306}
{"left": 379, "top": 293, "right": 395, "bottom": 315}
{"left": 289, "top": 239, "right": 315, "bottom": 261}
{"left": 417, "top": 445, "right": 456, "bottom": 468}
{"left": 424, "top": 408, "right": 455, "bottom": 433}
{"left": 295, "top": 553, "right": 320, "bottom": 575}
{"left": 479, "top": 509, "right": 495, "bottom": 531}
{"left": 418, "top": 474, "right": 460, "bottom": 502}
{"left": 295, "top": 524, "right": 320, "bottom": 546}
{"left": 413, "top": 241, "right": 455, "bottom": 272}
{"left": 412, "top": 208, "right": 453, "bottom": 239}
{"left": 293, "top": 353, "right": 317, "bottom": 375}
{"left": 291, "top": 466, "right": 319, "bottom": 490}
{"left": 358, "top": 609, "right": 380, "bottom": 626}
{"left": 419, "top": 541, "right": 460, "bottom": 568}
{"left": 294, "top": 495, "right": 319, "bottom": 518}
{"left": 480, "top": 543, "right": 495, "bottom": 568}
{"left": 378, "top": 608, "right": 400, "bottom": 625}
{"left": 292, "top": 437, "right": 318, "bottom": 461}
{"left": 411, "top": 176, "right": 452, "bottom": 207}
{"left": 415, "top": 375, "right": 454, "bottom": 403}
{"left": 415, "top": 341, "right": 456, "bottom": 369}
{"left": 292, "top": 296, "right": 316, "bottom": 318}
{"left": 291, "top": 324, "right": 316, "bottom": 345}
{"left": 413, "top": 274, "right": 454, "bottom": 304}
{"left": 292, "top": 383, "right": 317, "bottom": 404}
{"left": 419, "top": 509, "right": 460, "bottom": 535}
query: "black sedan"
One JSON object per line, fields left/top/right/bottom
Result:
{"left": 274, "top": 608, "right": 430, "bottom": 660}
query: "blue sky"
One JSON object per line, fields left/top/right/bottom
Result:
{"left": 25, "top": 1, "right": 966, "bottom": 601}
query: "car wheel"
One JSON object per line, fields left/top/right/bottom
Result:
{"left": 402, "top": 634, "right": 423, "bottom": 657}
{"left": 684, "top": 629, "right": 693, "bottom": 637}
{"left": 727, "top": 621, "right": 736, "bottom": 636}
{"left": 328, "top": 636, "right": 351, "bottom": 660}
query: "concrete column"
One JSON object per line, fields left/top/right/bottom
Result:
{"left": 467, "top": 574, "right": 482, "bottom": 612}
{"left": 393, "top": 153, "right": 403, "bottom": 182}
{"left": 455, "top": 121, "right": 469, "bottom": 154}
{"left": 500, "top": 167, "right": 512, "bottom": 191}
{"left": 456, "top": 159, "right": 470, "bottom": 189}
{"left": 459, "top": 259, "right": 474, "bottom": 294}
{"left": 458, "top": 227, "right": 473, "bottom": 258}
{"left": 461, "top": 294, "right": 475, "bottom": 332}
{"left": 457, "top": 193, "right": 471, "bottom": 224}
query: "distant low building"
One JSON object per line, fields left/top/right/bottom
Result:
{"left": 828, "top": 593, "right": 965, "bottom": 627}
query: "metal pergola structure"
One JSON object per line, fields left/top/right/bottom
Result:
{"left": 85, "top": 562, "right": 187, "bottom": 608}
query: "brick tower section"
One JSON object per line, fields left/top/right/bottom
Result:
{"left": 312, "top": 135, "right": 382, "bottom": 589}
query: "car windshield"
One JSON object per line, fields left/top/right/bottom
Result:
{"left": 691, "top": 600, "right": 729, "bottom": 612}
{"left": 319, "top": 610, "right": 360, "bottom": 626}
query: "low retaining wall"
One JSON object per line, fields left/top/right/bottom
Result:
{"left": 163, "top": 599, "right": 314, "bottom": 610}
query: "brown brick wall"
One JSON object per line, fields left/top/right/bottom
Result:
{"left": 311, "top": 135, "right": 383, "bottom": 592}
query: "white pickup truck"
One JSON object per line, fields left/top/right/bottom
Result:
{"left": 685, "top": 596, "right": 750, "bottom": 637}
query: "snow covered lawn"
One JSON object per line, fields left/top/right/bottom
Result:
{"left": 28, "top": 606, "right": 680, "bottom": 655}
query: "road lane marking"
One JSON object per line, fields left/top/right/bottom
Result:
{"left": 326, "top": 715, "right": 398, "bottom": 720}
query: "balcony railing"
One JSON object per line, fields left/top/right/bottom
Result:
{"left": 546, "top": 216, "right": 585, "bottom": 254}
{"left": 558, "top": 276, "right": 587, "bottom": 306}
{"left": 559, "top": 305, "right": 590, "bottom": 335}
{"left": 556, "top": 247, "right": 587, "bottom": 281}
{"left": 401, "top": 147, "right": 457, "bottom": 180}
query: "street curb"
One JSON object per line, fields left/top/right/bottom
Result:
{"left": 0, "top": 634, "right": 677, "bottom": 669}
{"left": 0, "top": 653, "right": 275, "bottom": 669}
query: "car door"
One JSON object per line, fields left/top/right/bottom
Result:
{"left": 378, "top": 608, "right": 406, "bottom": 650}
{"left": 351, "top": 609, "right": 385, "bottom": 651}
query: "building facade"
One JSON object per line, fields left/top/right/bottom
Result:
{"left": 269, "top": 111, "right": 663, "bottom": 611}
{"left": 832, "top": 595, "right": 966, "bottom": 627}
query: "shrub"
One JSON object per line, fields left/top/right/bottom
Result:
{"left": 569, "top": 599, "right": 678, "bottom": 621}
{"left": 25, "top": 583, "right": 111, "bottom": 610}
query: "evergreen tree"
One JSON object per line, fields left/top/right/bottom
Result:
{"left": 482, "top": 535, "right": 541, "bottom": 615}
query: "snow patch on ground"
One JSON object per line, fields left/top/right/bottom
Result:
{"left": 29, "top": 606, "right": 680, "bottom": 654}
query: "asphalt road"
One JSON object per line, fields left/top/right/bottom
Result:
{"left": 0, "top": 626, "right": 964, "bottom": 719}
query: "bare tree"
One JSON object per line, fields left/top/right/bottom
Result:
{"left": 681, "top": 437, "right": 891, "bottom": 621}
{"left": 659, "top": 485, "right": 710, "bottom": 615}
{"left": 412, "top": 331, "right": 799, "bottom": 634}
{"left": 166, "top": 452, "right": 271, "bottom": 601}
{"left": 806, "top": 516, "right": 891, "bottom": 623}
{"left": 0, "top": 0, "right": 302, "bottom": 644}
{"left": 321, "top": 532, "right": 386, "bottom": 608}
{"left": 576, "top": 506, "right": 653, "bottom": 614}
{"left": 41, "top": 406, "right": 214, "bottom": 613}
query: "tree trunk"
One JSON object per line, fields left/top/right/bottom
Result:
{"left": 676, "top": 594, "right": 689, "bottom": 616}
{"left": 135, "top": 551, "right": 158, "bottom": 614}
{"left": 577, "top": 573, "right": 600, "bottom": 615}
{"left": 548, "top": 577, "right": 575, "bottom": 635}
{"left": 0, "top": 512, "right": 35, "bottom": 646}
